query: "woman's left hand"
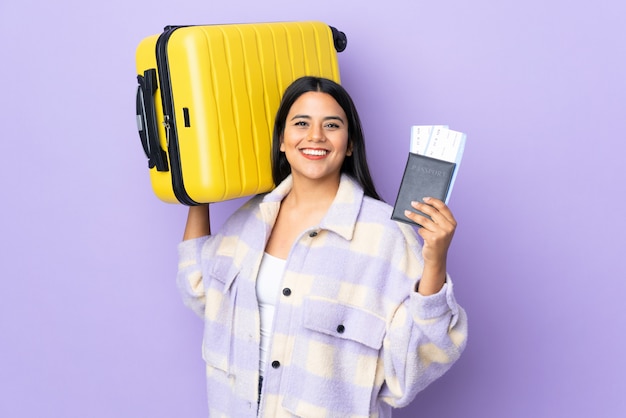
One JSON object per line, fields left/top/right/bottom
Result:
{"left": 405, "top": 197, "right": 457, "bottom": 263}
{"left": 404, "top": 197, "right": 457, "bottom": 294}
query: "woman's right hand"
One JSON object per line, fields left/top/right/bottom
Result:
{"left": 183, "top": 204, "right": 211, "bottom": 240}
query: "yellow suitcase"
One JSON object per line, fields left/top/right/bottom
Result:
{"left": 135, "top": 21, "right": 346, "bottom": 204}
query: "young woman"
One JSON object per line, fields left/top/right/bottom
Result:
{"left": 177, "top": 76, "right": 467, "bottom": 417}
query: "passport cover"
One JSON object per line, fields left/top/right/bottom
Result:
{"left": 391, "top": 152, "right": 456, "bottom": 227}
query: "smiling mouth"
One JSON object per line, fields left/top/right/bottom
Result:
{"left": 301, "top": 149, "right": 329, "bottom": 156}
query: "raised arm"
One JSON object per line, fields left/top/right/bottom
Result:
{"left": 177, "top": 204, "right": 211, "bottom": 318}
{"left": 183, "top": 205, "right": 211, "bottom": 240}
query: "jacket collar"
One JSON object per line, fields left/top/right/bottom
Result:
{"left": 260, "top": 174, "right": 363, "bottom": 241}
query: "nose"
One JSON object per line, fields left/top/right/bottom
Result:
{"left": 308, "top": 124, "right": 325, "bottom": 142}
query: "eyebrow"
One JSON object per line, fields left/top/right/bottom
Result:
{"left": 290, "top": 114, "right": 345, "bottom": 124}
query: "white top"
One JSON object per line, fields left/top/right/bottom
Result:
{"left": 256, "top": 252, "right": 286, "bottom": 377}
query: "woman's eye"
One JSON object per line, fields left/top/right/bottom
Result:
{"left": 325, "top": 123, "right": 340, "bottom": 129}
{"left": 294, "top": 121, "right": 308, "bottom": 127}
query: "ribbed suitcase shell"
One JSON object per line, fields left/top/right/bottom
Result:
{"left": 135, "top": 21, "right": 344, "bottom": 204}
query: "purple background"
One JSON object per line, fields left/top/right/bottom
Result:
{"left": 2, "top": 0, "right": 625, "bottom": 417}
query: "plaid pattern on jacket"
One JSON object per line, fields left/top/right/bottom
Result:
{"left": 177, "top": 174, "right": 468, "bottom": 417}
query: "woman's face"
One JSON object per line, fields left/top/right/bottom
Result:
{"left": 280, "top": 91, "right": 352, "bottom": 184}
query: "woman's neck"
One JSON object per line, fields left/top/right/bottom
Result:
{"left": 284, "top": 174, "right": 340, "bottom": 212}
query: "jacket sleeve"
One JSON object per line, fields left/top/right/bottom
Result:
{"left": 378, "top": 234, "right": 468, "bottom": 407}
{"left": 176, "top": 236, "right": 210, "bottom": 319}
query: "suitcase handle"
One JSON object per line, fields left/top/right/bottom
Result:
{"left": 329, "top": 26, "right": 347, "bottom": 52}
{"left": 136, "top": 69, "right": 169, "bottom": 172}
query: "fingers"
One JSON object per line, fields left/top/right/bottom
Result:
{"left": 417, "top": 197, "right": 456, "bottom": 226}
{"left": 404, "top": 197, "right": 456, "bottom": 230}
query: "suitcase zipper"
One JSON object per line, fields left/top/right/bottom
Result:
{"left": 163, "top": 115, "right": 170, "bottom": 147}
{"left": 155, "top": 26, "right": 198, "bottom": 205}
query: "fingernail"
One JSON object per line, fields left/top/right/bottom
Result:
{"left": 423, "top": 197, "right": 431, "bottom": 202}
{"left": 404, "top": 210, "right": 411, "bottom": 217}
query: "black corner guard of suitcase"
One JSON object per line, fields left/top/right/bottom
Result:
{"left": 329, "top": 26, "right": 347, "bottom": 52}
{"left": 136, "top": 69, "right": 168, "bottom": 172}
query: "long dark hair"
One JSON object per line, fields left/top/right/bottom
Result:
{"left": 271, "top": 76, "right": 381, "bottom": 201}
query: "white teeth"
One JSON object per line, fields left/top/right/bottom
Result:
{"left": 301, "top": 149, "right": 328, "bottom": 156}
